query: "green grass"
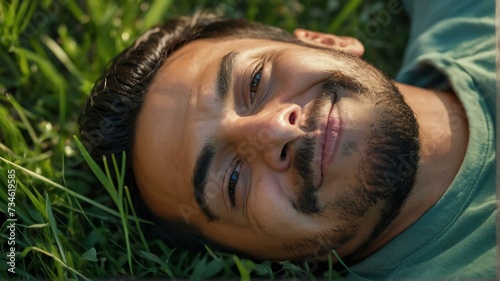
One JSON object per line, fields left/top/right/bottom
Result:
{"left": 0, "top": 0, "right": 409, "bottom": 279}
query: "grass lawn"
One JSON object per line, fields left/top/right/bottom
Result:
{"left": 0, "top": 0, "right": 409, "bottom": 279}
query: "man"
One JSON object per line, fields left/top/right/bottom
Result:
{"left": 79, "top": 0, "right": 496, "bottom": 279}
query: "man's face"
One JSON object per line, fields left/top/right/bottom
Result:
{"left": 132, "top": 36, "right": 419, "bottom": 260}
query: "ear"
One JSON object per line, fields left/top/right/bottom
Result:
{"left": 293, "top": 29, "right": 365, "bottom": 57}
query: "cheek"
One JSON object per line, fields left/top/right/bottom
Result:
{"left": 248, "top": 174, "right": 323, "bottom": 238}
{"left": 248, "top": 175, "right": 297, "bottom": 233}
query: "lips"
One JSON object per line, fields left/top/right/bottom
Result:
{"left": 321, "top": 100, "right": 342, "bottom": 176}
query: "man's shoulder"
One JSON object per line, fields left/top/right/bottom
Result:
{"left": 396, "top": 0, "right": 496, "bottom": 118}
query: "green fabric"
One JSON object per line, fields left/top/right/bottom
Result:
{"left": 347, "top": 0, "right": 497, "bottom": 280}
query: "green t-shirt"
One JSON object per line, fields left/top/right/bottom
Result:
{"left": 347, "top": 0, "right": 497, "bottom": 280}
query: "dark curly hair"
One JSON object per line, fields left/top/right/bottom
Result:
{"left": 78, "top": 12, "right": 302, "bottom": 253}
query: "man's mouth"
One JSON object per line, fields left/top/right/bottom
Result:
{"left": 321, "top": 96, "right": 342, "bottom": 177}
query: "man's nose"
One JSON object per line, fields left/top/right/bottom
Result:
{"left": 232, "top": 104, "right": 303, "bottom": 171}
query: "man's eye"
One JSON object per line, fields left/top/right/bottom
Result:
{"left": 249, "top": 70, "right": 262, "bottom": 104}
{"left": 228, "top": 161, "right": 242, "bottom": 206}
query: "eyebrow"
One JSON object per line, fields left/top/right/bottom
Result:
{"left": 193, "top": 140, "right": 218, "bottom": 221}
{"left": 217, "top": 51, "right": 238, "bottom": 102}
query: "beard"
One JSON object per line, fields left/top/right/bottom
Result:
{"left": 285, "top": 50, "right": 421, "bottom": 260}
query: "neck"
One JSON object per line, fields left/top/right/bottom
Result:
{"left": 349, "top": 82, "right": 469, "bottom": 261}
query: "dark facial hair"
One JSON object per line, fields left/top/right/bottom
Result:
{"left": 285, "top": 52, "right": 420, "bottom": 259}
{"left": 291, "top": 83, "right": 332, "bottom": 215}
{"left": 291, "top": 73, "right": 372, "bottom": 215}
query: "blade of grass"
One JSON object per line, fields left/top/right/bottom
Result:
{"left": 73, "top": 136, "right": 118, "bottom": 201}
{"left": 0, "top": 156, "right": 120, "bottom": 218}
{"left": 16, "top": 180, "right": 47, "bottom": 221}
{"left": 0, "top": 51, "right": 22, "bottom": 80}
{"left": 112, "top": 153, "right": 125, "bottom": 207}
{"left": 124, "top": 184, "right": 150, "bottom": 252}
{"left": 20, "top": 246, "right": 91, "bottom": 281}
{"left": 102, "top": 156, "right": 119, "bottom": 205}
{"left": 142, "top": 0, "right": 173, "bottom": 30}
{"left": 18, "top": 223, "right": 49, "bottom": 229}
{"left": 4, "top": 93, "right": 39, "bottom": 148}
{"left": 15, "top": 47, "right": 65, "bottom": 87}
{"left": 58, "top": 79, "right": 67, "bottom": 124}
{"left": 45, "top": 195, "right": 67, "bottom": 264}
{"left": 110, "top": 153, "right": 134, "bottom": 275}
{"left": 12, "top": 0, "right": 31, "bottom": 37}
{"left": 0, "top": 110, "right": 28, "bottom": 154}
{"left": 327, "top": 0, "right": 363, "bottom": 33}
{"left": 332, "top": 249, "right": 364, "bottom": 279}
{"left": 40, "top": 33, "right": 83, "bottom": 81}
{"left": 17, "top": 1, "right": 37, "bottom": 36}
{"left": 5, "top": 0, "right": 19, "bottom": 30}
{"left": 233, "top": 255, "right": 252, "bottom": 281}
{"left": 72, "top": 195, "right": 98, "bottom": 229}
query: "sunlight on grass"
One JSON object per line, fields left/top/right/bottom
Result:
{"left": 0, "top": 0, "right": 408, "bottom": 279}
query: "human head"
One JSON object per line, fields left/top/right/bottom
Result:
{"left": 78, "top": 12, "right": 315, "bottom": 252}
{"left": 79, "top": 13, "right": 420, "bottom": 261}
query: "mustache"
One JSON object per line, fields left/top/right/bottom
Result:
{"left": 291, "top": 82, "right": 336, "bottom": 215}
{"left": 292, "top": 135, "right": 320, "bottom": 214}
